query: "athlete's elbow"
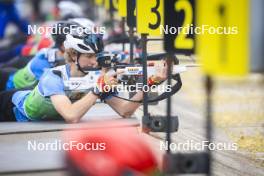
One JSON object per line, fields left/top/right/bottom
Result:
{"left": 65, "top": 118, "right": 80, "bottom": 123}
{"left": 63, "top": 114, "right": 80, "bottom": 123}
{"left": 65, "top": 118, "right": 80, "bottom": 124}
{"left": 119, "top": 111, "right": 134, "bottom": 118}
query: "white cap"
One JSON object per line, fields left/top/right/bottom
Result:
{"left": 69, "top": 18, "right": 95, "bottom": 29}
{"left": 58, "top": 1, "right": 83, "bottom": 19}
{"left": 64, "top": 34, "right": 102, "bottom": 54}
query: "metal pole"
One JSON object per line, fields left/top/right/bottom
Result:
{"left": 110, "top": 11, "right": 114, "bottom": 29}
{"left": 141, "top": 34, "right": 148, "bottom": 117}
{"left": 166, "top": 53, "right": 173, "bottom": 153}
{"left": 205, "top": 75, "right": 213, "bottom": 176}
{"left": 121, "top": 17, "right": 126, "bottom": 51}
{"left": 129, "top": 27, "right": 134, "bottom": 63}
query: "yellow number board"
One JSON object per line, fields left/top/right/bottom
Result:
{"left": 164, "top": 0, "right": 195, "bottom": 54}
{"left": 137, "top": 0, "right": 164, "bottom": 36}
{"left": 118, "top": 0, "right": 127, "bottom": 17}
{"left": 104, "top": 0, "right": 110, "bottom": 10}
{"left": 196, "top": 0, "right": 249, "bottom": 76}
{"left": 95, "top": 0, "right": 104, "bottom": 6}
{"left": 112, "top": 0, "right": 119, "bottom": 10}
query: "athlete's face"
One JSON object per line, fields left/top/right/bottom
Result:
{"left": 78, "top": 53, "right": 98, "bottom": 68}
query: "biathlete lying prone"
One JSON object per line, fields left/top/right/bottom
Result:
{"left": 0, "top": 31, "right": 168, "bottom": 123}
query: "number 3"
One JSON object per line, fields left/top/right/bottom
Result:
{"left": 149, "top": 0, "right": 161, "bottom": 30}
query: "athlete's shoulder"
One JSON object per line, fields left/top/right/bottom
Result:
{"left": 42, "top": 66, "right": 64, "bottom": 81}
{"left": 38, "top": 68, "right": 65, "bottom": 96}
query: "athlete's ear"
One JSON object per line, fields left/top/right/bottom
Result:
{"left": 70, "top": 50, "right": 78, "bottom": 62}
{"left": 71, "top": 55, "right": 77, "bottom": 62}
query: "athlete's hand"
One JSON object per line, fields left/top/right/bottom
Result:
{"left": 148, "top": 60, "right": 168, "bottom": 86}
{"left": 96, "top": 70, "right": 123, "bottom": 93}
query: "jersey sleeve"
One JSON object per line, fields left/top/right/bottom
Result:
{"left": 38, "top": 70, "right": 65, "bottom": 97}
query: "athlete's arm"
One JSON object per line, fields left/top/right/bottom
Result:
{"left": 105, "top": 91, "right": 143, "bottom": 118}
{"left": 106, "top": 60, "right": 168, "bottom": 118}
{"left": 50, "top": 92, "right": 98, "bottom": 123}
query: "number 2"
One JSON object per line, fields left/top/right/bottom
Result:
{"left": 175, "top": 0, "right": 194, "bottom": 49}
